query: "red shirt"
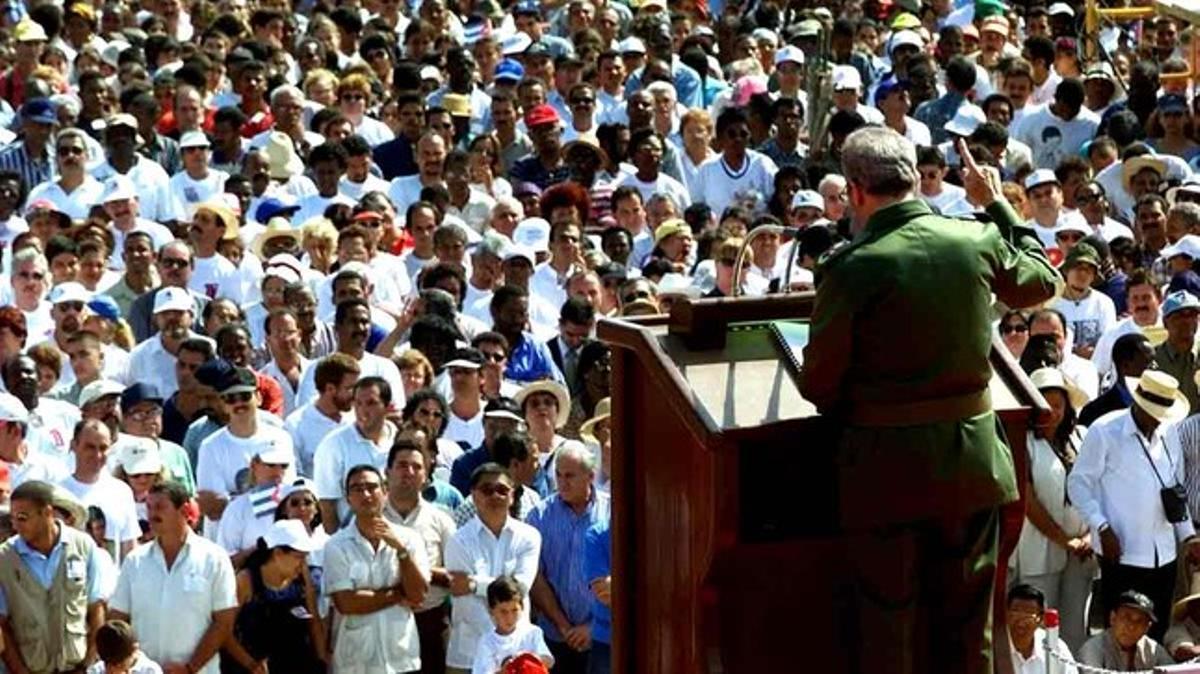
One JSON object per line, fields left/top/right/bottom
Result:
{"left": 254, "top": 370, "right": 284, "bottom": 417}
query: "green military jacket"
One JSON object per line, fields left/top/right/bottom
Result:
{"left": 799, "top": 198, "right": 1058, "bottom": 527}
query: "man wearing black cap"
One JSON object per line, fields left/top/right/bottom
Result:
{"left": 1078, "top": 590, "right": 1174, "bottom": 669}
{"left": 118, "top": 382, "right": 196, "bottom": 494}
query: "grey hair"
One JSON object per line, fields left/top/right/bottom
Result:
{"left": 12, "top": 247, "right": 47, "bottom": 272}
{"left": 474, "top": 232, "right": 508, "bottom": 261}
{"left": 645, "top": 193, "right": 677, "bottom": 214}
{"left": 840, "top": 126, "right": 919, "bottom": 197}
{"left": 270, "top": 84, "right": 304, "bottom": 107}
{"left": 492, "top": 197, "right": 524, "bottom": 220}
{"left": 1169, "top": 202, "right": 1200, "bottom": 231}
{"left": 818, "top": 173, "right": 847, "bottom": 192}
{"left": 645, "top": 81, "right": 677, "bottom": 102}
{"left": 556, "top": 443, "right": 598, "bottom": 474}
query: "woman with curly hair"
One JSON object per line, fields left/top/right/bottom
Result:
{"left": 336, "top": 73, "right": 393, "bottom": 146}
{"left": 540, "top": 181, "right": 592, "bottom": 230}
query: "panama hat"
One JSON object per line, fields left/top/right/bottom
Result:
{"left": 1174, "top": 572, "right": 1200, "bottom": 621}
{"left": 514, "top": 380, "right": 571, "bottom": 428}
{"left": 1127, "top": 370, "right": 1190, "bottom": 422}
{"left": 265, "top": 132, "right": 304, "bottom": 180}
{"left": 579, "top": 397, "right": 611, "bottom": 443}
{"left": 1029, "top": 367, "right": 1087, "bottom": 411}
{"left": 252, "top": 217, "right": 302, "bottom": 259}
{"left": 1121, "top": 155, "right": 1167, "bottom": 193}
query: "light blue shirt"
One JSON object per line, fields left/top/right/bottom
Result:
{"left": 0, "top": 528, "right": 105, "bottom": 615}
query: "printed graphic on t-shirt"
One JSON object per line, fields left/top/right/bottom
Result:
{"left": 1073, "top": 319, "right": 1101, "bottom": 348}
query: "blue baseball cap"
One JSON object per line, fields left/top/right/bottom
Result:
{"left": 1162, "top": 290, "right": 1200, "bottom": 318}
{"left": 513, "top": 0, "right": 540, "bottom": 15}
{"left": 20, "top": 97, "right": 57, "bottom": 125}
{"left": 873, "top": 75, "right": 909, "bottom": 106}
{"left": 254, "top": 196, "right": 300, "bottom": 223}
{"left": 1159, "top": 93, "right": 1189, "bottom": 115}
{"left": 120, "top": 383, "right": 162, "bottom": 412}
{"left": 87, "top": 294, "right": 121, "bottom": 321}
{"left": 494, "top": 59, "right": 525, "bottom": 83}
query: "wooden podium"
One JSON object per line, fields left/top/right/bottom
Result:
{"left": 597, "top": 294, "right": 1047, "bottom": 673}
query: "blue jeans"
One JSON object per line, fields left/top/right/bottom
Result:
{"left": 587, "top": 642, "right": 611, "bottom": 674}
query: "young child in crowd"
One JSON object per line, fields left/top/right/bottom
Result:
{"left": 472, "top": 577, "right": 554, "bottom": 674}
{"left": 88, "top": 620, "right": 162, "bottom": 674}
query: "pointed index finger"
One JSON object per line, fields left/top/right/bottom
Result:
{"left": 956, "top": 137, "right": 981, "bottom": 176}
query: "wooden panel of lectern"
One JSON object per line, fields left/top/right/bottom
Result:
{"left": 597, "top": 293, "right": 1047, "bottom": 673}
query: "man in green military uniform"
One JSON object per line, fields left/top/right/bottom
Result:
{"left": 800, "top": 129, "right": 1058, "bottom": 674}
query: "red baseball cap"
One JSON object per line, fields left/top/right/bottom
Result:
{"left": 524, "top": 104, "right": 560, "bottom": 128}
{"left": 502, "top": 654, "right": 550, "bottom": 674}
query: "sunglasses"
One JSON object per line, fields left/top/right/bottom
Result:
{"left": 480, "top": 352, "right": 506, "bottom": 363}
{"left": 57, "top": 146, "right": 85, "bottom": 157}
{"left": 160, "top": 258, "right": 189, "bottom": 269}
{"left": 999, "top": 323, "right": 1029, "bottom": 335}
{"left": 221, "top": 391, "right": 253, "bottom": 404}
{"left": 571, "top": 97, "right": 595, "bottom": 106}
{"left": 476, "top": 483, "right": 512, "bottom": 497}
{"left": 1076, "top": 192, "right": 1103, "bottom": 204}
{"left": 56, "top": 301, "right": 84, "bottom": 312}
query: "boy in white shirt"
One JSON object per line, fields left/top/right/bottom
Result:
{"left": 88, "top": 619, "right": 163, "bottom": 674}
{"left": 472, "top": 577, "right": 554, "bottom": 674}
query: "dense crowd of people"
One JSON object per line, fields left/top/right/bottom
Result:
{"left": 0, "top": 0, "right": 1192, "bottom": 670}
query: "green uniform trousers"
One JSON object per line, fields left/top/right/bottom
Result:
{"left": 843, "top": 507, "right": 999, "bottom": 674}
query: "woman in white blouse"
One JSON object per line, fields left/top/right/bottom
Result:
{"left": 1012, "top": 367, "right": 1097, "bottom": 652}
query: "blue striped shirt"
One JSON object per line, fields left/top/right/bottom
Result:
{"left": 0, "top": 140, "right": 53, "bottom": 194}
{"left": 527, "top": 490, "right": 610, "bottom": 643}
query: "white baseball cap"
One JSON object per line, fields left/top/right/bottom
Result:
{"left": 617, "top": 36, "right": 646, "bottom": 55}
{"left": 513, "top": 217, "right": 551, "bottom": 253}
{"left": 179, "top": 131, "right": 211, "bottom": 149}
{"left": 889, "top": 29, "right": 924, "bottom": 54}
{"left": 48, "top": 281, "right": 93, "bottom": 305}
{"left": 503, "top": 244, "right": 537, "bottom": 267}
{"left": 119, "top": 437, "right": 163, "bottom": 475}
{"left": 255, "top": 444, "right": 294, "bottom": 465}
{"left": 262, "top": 519, "right": 318, "bottom": 552}
{"left": 1024, "top": 169, "right": 1060, "bottom": 191}
{"left": 101, "top": 175, "right": 138, "bottom": 203}
{"left": 0, "top": 393, "right": 28, "bottom": 423}
{"left": 152, "top": 286, "right": 193, "bottom": 314}
{"left": 944, "top": 104, "right": 986, "bottom": 137}
{"left": 78, "top": 380, "right": 126, "bottom": 408}
{"left": 832, "top": 65, "right": 862, "bottom": 92}
{"left": 774, "top": 45, "right": 805, "bottom": 67}
{"left": 791, "top": 189, "right": 825, "bottom": 211}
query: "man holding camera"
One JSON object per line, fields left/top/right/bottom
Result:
{"left": 1069, "top": 370, "right": 1200, "bottom": 638}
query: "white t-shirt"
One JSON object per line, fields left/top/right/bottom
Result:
{"left": 312, "top": 422, "right": 396, "bottom": 524}
{"left": 293, "top": 192, "right": 354, "bottom": 227}
{"left": 59, "top": 473, "right": 140, "bottom": 547}
{"left": 285, "top": 402, "right": 353, "bottom": 478}
{"left": 900, "top": 117, "right": 933, "bottom": 147}
{"left": 26, "top": 177, "right": 105, "bottom": 221}
{"left": 1014, "top": 105, "right": 1100, "bottom": 170}
{"left": 29, "top": 397, "right": 82, "bottom": 462}
{"left": 190, "top": 254, "right": 245, "bottom": 302}
{"left": 295, "top": 351, "right": 405, "bottom": 410}
{"left": 9, "top": 451, "right": 69, "bottom": 489}
{"left": 1051, "top": 289, "right": 1117, "bottom": 351}
{"left": 921, "top": 183, "right": 967, "bottom": 214}
{"left": 216, "top": 484, "right": 284, "bottom": 553}
{"left": 195, "top": 424, "right": 297, "bottom": 500}
{"left": 338, "top": 174, "right": 391, "bottom": 202}
{"left": 444, "top": 406, "right": 484, "bottom": 450}
{"left": 167, "top": 170, "right": 229, "bottom": 222}
{"left": 690, "top": 151, "right": 778, "bottom": 217}
{"left": 616, "top": 172, "right": 691, "bottom": 214}
{"left": 471, "top": 622, "right": 554, "bottom": 674}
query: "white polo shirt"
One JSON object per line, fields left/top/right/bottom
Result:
{"left": 312, "top": 421, "right": 397, "bottom": 525}
{"left": 110, "top": 532, "right": 238, "bottom": 674}
{"left": 128, "top": 332, "right": 210, "bottom": 400}
{"left": 323, "top": 520, "right": 430, "bottom": 673}
{"left": 383, "top": 498, "right": 457, "bottom": 612}
{"left": 444, "top": 515, "right": 542, "bottom": 669}
{"left": 284, "top": 402, "right": 353, "bottom": 479}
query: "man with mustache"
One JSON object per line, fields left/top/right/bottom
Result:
{"left": 1092, "top": 269, "right": 1162, "bottom": 388}
{"left": 128, "top": 286, "right": 212, "bottom": 400}
{"left": 294, "top": 298, "right": 404, "bottom": 410}
{"left": 99, "top": 175, "right": 175, "bottom": 273}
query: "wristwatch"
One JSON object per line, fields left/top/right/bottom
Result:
{"left": 397, "top": 546, "right": 410, "bottom": 561}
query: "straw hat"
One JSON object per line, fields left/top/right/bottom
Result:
{"left": 1029, "top": 367, "right": 1087, "bottom": 411}
{"left": 252, "top": 217, "right": 302, "bottom": 259}
{"left": 1127, "top": 371, "right": 1190, "bottom": 422}
{"left": 1174, "top": 572, "right": 1200, "bottom": 621}
{"left": 579, "top": 397, "right": 611, "bottom": 443}
{"left": 514, "top": 380, "right": 571, "bottom": 428}
{"left": 1121, "top": 155, "right": 1167, "bottom": 193}
{"left": 264, "top": 132, "right": 304, "bottom": 180}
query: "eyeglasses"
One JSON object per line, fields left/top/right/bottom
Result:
{"left": 16, "top": 271, "right": 45, "bottom": 281}
{"left": 476, "top": 483, "right": 512, "bottom": 497}
{"left": 480, "top": 352, "right": 506, "bottom": 363}
{"left": 57, "top": 146, "right": 85, "bottom": 157}
{"left": 159, "top": 258, "right": 189, "bottom": 269}
{"left": 221, "top": 391, "right": 253, "bottom": 404}
{"left": 56, "top": 301, "right": 84, "bottom": 312}
{"left": 126, "top": 407, "right": 162, "bottom": 422}
{"left": 571, "top": 97, "right": 595, "bottom": 106}
{"left": 999, "top": 323, "right": 1029, "bottom": 335}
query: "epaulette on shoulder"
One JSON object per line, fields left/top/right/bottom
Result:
{"left": 816, "top": 240, "right": 853, "bottom": 268}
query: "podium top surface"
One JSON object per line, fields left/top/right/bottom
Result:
{"left": 634, "top": 319, "right": 1028, "bottom": 432}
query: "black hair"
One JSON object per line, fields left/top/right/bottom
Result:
{"left": 486, "top": 576, "right": 525, "bottom": 607}
{"left": 1008, "top": 583, "right": 1046, "bottom": 610}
